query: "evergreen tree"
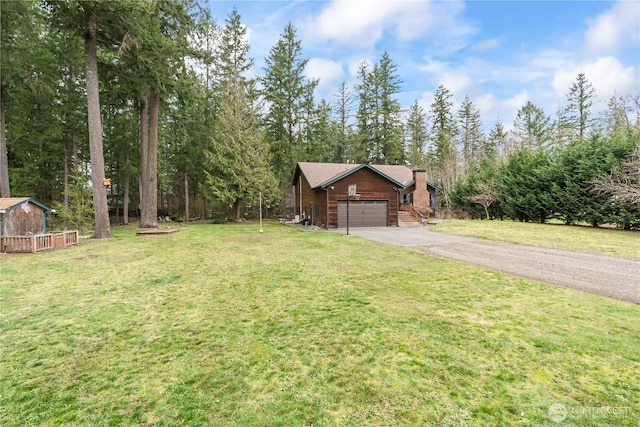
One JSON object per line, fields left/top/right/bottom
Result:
{"left": 214, "top": 8, "right": 254, "bottom": 97}
{"left": 260, "top": 23, "right": 317, "bottom": 207}
{"left": 333, "top": 81, "right": 356, "bottom": 162}
{"left": 303, "top": 99, "right": 341, "bottom": 162}
{"left": 513, "top": 101, "right": 553, "bottom": 150}
{"left": 46, "top": 0, "right": 144, "bottom": 237}
{"left": 456, "top": 95, "right": 483, "bottom": 171}
{"left": 3, "top": 1, "right": 72, "bottom": 202}
{"left": 355, "top": 53, "right": 403, "bottom": 164}
{"left": 112, "top": 0, "right": 197, "bottom": 228}
{"left": 203, "top": 80, "right": 277, "bottom": 220}
{"left": 0, "top": 0, "right": 38, "bottom": 197}
{"left": 405, "top": 101, "right": 430, "bottom": 169}
{"left": 559, "top": 72, "right": 597, "bottom": 141}
{"left": 484, "top": 120, "right": 506, "bottom": 162}
{"left": 500, "top": 148, "right": 554, "bottom": 223}
{"left": 429, "top": 85, "right": 458, "bottom": 208}
{"left": 550, "top": 132, "right": 637, "bottom": 226}
{"left": 355, "top": 62, "right": 374, "bottom": 163}
{"left": 376, "top": 52, "right": 404, "bottom": 164}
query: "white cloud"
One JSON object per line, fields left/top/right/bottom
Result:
{"left": 419, "top": 57, "right": 450, "bottom": 74}
{"left": 469, "top": 38, "right": 500, "bottom": 52}
{"left": 552, "top": 57, "right": 639, "bottom": 107}
{"left": 316, "top": 1, "right": 428, "bottom": 44}
{"left": 308, "top": 0, "right": 473, "bottom": 51}
{"left": 473, "top": 91, "right": 531, "bottom": 132}
{"left": 438, "top": 71, "right": 471, "bottom": 99}
{"left": 305, "top": 58, "right": 344, "bottom": 88}
{"left": 584, "top": 1, "right": 640, "bottom": 56}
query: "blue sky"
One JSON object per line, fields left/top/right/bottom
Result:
{"left": 207, "top": 0, "right": 640, "bottom": 130}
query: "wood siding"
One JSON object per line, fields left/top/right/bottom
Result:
{"left": 2, "top": 202, "right": 46, "bottom": 236}
{"left": 295, "top": 167, "right": 400, "bottom": 228}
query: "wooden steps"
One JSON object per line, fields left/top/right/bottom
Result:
{"left": 397, "top": 211, "right": 422, "bottom": 227}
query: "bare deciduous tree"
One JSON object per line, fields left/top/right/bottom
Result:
{"left": 591, "top": 145, "right": 640, "bottom": 206}
{"left": 469, "top": 179, "right": 500, "bottom": 220}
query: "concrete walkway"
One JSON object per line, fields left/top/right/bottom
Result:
{"left": 334, "top": 227, "right": 640, "bottom": 304}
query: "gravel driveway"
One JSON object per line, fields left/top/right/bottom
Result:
{"left": 337, "top": 227, "right": 640, "bottom": 304}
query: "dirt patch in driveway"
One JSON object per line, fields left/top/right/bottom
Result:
{"left": 339, "top": 227, "right": 640, "bottom": 304}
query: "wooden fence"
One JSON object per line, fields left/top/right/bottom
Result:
{"left": 1, "top": 230, "right": 79, "bottom": 253}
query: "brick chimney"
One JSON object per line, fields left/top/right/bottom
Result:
{"left": 412, "top": 168, "right": 429, "bottom": 209}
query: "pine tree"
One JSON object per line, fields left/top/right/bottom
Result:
{"left": 355, "top": 62, "right": 374, "bottom": 163}
{"left": 484, "top": 120, "right": 506, "bottom": 162}
{"left": 203, "top": 80, "right": 277, "bottom": 220}
{"left": 456, "top": 95, "right": 483, "bottom": 171}
{"left": 560, "top": 72, "right": 597, "bottom": 141}
{"left": 376, "top": 52, "right": 404, "bottom": 164}
{"left": 3, "top": 1, "right": 72, "bottom": 202}
{"left": 261, "top": 23, "right": 316, "bottom": 207}
{"left": 0, "top": 0, "right": 37, "bottom": 197}
{"left": 405, "top": 101, "right": 430, "bottom": 169}
{"left": 354, "top": 53, "right": 403, "bottom": 164}
{"left": 429, "top": 85, "right": 458, "bottom": 208}
{"left": 333, "top": 81, "right": 355, "bottom": 162}
{"left": 513, "top": 101, "right": 553, "bottom": 150}
{"left": 214, "top": 8, "right": 254, "bottom": 97}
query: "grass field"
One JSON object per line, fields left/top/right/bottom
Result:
{"left": 1, "top": 222, "right": 639, "bottom": 426}
{"left": 432, "top": 219, "right": 640, "bottom": 259}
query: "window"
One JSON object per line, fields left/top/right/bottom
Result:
{"left": 401, "top": 193, "right": 411, "bottom": 203}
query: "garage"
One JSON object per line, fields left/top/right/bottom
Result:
{"left": 337, "top": 200, "right": 388, "bottom": 227}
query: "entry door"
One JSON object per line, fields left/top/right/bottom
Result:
{"left": 337, "top": 201, "right": 388, "bottom": 227}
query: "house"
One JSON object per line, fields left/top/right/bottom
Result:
{"left": 0, "top": 197, "right": 53, "bottom": 236}
{"left": 292, "top": 162, "right": 439, "bottom": 228}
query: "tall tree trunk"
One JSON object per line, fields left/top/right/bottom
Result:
{"left": 84, "top": 7, "right": 111, "bottom": 238}
{"left": 183, "top": 168, "right": 189, "bottom": 223}
{"left": 0, "top": 97, "right": 11, "bottom": 198}
{"left": 123, "top": 154, "right": 130, "bottom": 225}
{"left": 232, "top": 199, "right": 242, "bottom": 221}
{"left": 64, "top": 147, "right": 70, "bottom": 207}
{"left": 139, "top": 89, "right": 159, "bottom": 228}
{"left": 138, "top": 97, "right": 149, "bottom": 224}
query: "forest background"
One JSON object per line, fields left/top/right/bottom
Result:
{"left": 1, "top": 0, "right": 638, "bottom": 238}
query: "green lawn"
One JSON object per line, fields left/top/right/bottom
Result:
{"left": 1, "top": 222, "right": 638, "bottom": 426}
{"left": 432, "top": 219, "right": 640, "bottom": 259}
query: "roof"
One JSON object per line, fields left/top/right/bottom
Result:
{"left": 294, "top": 162, "right": 415, "bottom": 189}
{"left": 0, "top": 197, "right": 53, "bottom": 212}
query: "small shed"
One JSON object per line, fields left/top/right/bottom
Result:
{"left": 0, "top": 197, "right": 78, "bottom": 253}
{"left": 0, "top": 197, "right": 53, "bottom": 236}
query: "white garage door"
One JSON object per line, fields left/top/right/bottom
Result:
{"left": 337, "top": 200, "right": 388, "bottom": 227}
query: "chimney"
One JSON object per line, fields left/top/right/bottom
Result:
{"left": 412, "top": 168, "right": 429, "bottom": 209}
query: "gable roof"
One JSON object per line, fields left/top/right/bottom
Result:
{"left": 0, "top": 197, "right": 53, "bottom": 212}
{"left": 294, "top": 162, "right": 415, "bottom": 189}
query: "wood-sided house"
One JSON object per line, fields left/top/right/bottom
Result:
{"left": 292, "top": 162, "right": 439, "bottom": 228}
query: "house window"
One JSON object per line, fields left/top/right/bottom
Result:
{"left": 430, "top": 193, "right": 436, "bottom": 209}
{"left": 401, "top": 193, "right": 411, "bottom": 204}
